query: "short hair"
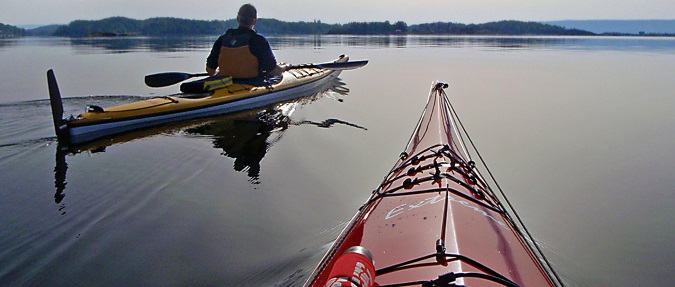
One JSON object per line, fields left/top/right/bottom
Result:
{"left": 237, "top": 4, "right": 257, "bottom": 26}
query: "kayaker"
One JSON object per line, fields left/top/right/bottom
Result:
{"left": 205, "top": 4, "right": 285, "bottom": 80}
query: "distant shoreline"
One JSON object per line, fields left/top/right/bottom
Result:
{"left": 3, "top": 17, "right": 675, "bottom": 38}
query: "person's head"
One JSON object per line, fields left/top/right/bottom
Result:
{"left": 237, "top": 4, "right": 257, "bottom": 28}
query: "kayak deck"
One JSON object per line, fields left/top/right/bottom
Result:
{"left": 50, "top": 55, "right": 351, "bottom": 144}
{"left": 73, "top": 58, "right": 344, "bottom": 124}
{"left": 306, "top": 83, "right": 563, "bottom": 287}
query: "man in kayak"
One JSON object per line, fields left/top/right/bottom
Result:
{"left": 205, "top": 4, "right": 285, "bottom": 80}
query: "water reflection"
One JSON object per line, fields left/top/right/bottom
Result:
{"left": 414, "top": 36, "right": 569, "bottom": 49}
{"left": 272, "top": 35, "right": 409, "bottom": 48}
{"left": 68, "top": 36, "right": 214, "bottom": 53}
{"left": 54, "top": 144, "right": 68, "bottom": 215}
{"left": 185, "top": 106, "right": 366, "bottom": 184}
{"left": 0, "top": 38, "right": 20, "bottom": 50}
{"left": 52, "top": 78, "right": 366, "bottom": 209}
{"left": 267, "top": 35, "right": 327, "bottom": 49}
{"left": 54, "top": 35, "right": 675, "bottom": 54}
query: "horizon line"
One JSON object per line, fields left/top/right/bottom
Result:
{"left": 11, "top": 17, "right": 675, "bottom": 29}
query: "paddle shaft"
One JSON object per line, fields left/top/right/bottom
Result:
{"left": 286, "top": 60, "right": 368, "bottom": 71}
{"left": 145, "top": 60, "right": 368, "bottom": 88}
{"left": 144, "top": 72, "right": 209, "bottom": 88}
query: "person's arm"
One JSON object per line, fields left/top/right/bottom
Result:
{"left": 206, "top": 35, "right": 223, "bottom": 76}
{"left": 268, "top": 64, "right": 287, "bottom": 76}
{"left": 206, "top": 66, "right": 218, "bottom": 76}
{"left": 251, "top": 34, "right": 280, "bottom": 77}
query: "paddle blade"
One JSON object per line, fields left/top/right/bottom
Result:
{"left": 47, "top": 69, "right": 67, "bottom": 139}
{"left": 316, "top": 60, "right": 369, "bottom": 70}
{"left": 287, "top": 60, "right": 369, "bottom": 71}
{"left": 145, "top": 72, "right": 208, "bottom": 88}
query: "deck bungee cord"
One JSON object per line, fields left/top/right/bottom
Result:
{"left": 438, "top": 83, "right": 565, "bottom": 287}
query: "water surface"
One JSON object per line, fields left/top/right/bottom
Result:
{"left": 1, "top": 35, "right": 674, "bottom": 286}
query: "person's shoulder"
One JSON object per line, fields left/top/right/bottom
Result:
{"left": 251, "top": 31, "right": 269, "bottom": 43}
{"left": 224, "top": 28, "right": 239, "bottom": 35}
{"left": 216, "top": 29, "right": 235, "bottom": 39}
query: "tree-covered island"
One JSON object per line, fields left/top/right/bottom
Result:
{"left": 2, "top": 17, "right": 673, "bottom": 37}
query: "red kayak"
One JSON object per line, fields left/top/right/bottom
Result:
{"left": 305, "top": 83, "right": 564, "bottom": 287}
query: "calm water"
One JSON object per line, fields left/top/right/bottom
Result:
{"left": 1, "top": 35, "right": 674, "bottom": 286}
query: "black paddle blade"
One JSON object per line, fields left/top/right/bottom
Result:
{"left": 316, "top": 60, "right": 369, "bottom": 70}
{"left": 287, "top": 60, "right": 369, "bottom": 71}
{"left": 144, "top": 72, "right": 193, "bottom": 87}
{"left": 47, "top": 69, "right": 67, "bottom": 139}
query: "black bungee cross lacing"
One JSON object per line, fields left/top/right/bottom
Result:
{"left": 358, "top": 83, "right": 564, "bottom": 287}
{"left": 369, "top": 144, "right": 502, "bottom": 214}
{"left": 374, "top": 252, "right": 520, "bottom": 287}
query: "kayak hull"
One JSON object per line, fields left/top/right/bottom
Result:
{"left": 306, "top": 83, "right": 561, "bottom": 287}
{"left": 51, "top": 55, "right": 348, "bottom": 144}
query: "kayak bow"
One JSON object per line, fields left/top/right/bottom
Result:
{"left": 306, "top": 82, "right": 564, "bottom": 287}
{"left": 48, "top": 55, "right": 365, "bottom": 144}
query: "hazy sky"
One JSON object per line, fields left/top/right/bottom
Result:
{"left": 3, "top": 0, "right": 674, "bottom": 26}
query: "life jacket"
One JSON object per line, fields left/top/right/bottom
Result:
{"left": 217, "top": 30, "right": 259, "bottom": 79}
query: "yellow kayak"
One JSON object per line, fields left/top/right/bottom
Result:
{"left": 47, "top": 55, "right": 366, "bottom": 144}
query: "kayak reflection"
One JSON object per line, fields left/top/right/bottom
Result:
{"left": 54, "top": 145, "right": 68, "bottom": 214}
{"left": 52, "top": 78, "right": 365, "bottom": 211}
{"left": 185, "top": 107, "right": 366, "bottom": 184}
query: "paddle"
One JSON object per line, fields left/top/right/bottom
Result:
{"left": 144, "top": 60, "right": 368, "bottom": 88}
{"left": 285, "top": 60, "right": 369, "bottom": 71}
{"left": 145, "top": 72, "right": 210, "bottom": 88}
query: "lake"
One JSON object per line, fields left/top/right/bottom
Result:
{"left": 1, "top": 35, "right": 674, "bottom": 286}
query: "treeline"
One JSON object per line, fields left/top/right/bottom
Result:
{"left": 52, "top": 17, "right": 595, "bottom": 36}
{"left": 409, "top": 20, "right": 595, "bottom": 35}
{"left": 249, "top": 19, "right": 337, "bottom": 35}
{"left": 326, "top": 21, "right": 408, "bottom": 34}
{"left": 0, "top": 22, "right": 26, "bottom": 37}
{"left": 5, "top": 17, "right": 599, "bottom": 37}
{"left": 326, "top": 20, "right": 593, "bottom": 35}
{"left": 53, "top": 17, "right": 238, "bottom": 36}
{"left": 52, "top": 17, "right": 336, "bottom": 36}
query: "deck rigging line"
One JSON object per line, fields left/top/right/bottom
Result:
{"left": 439, "top": 85, "right": 565, "bottom": 287}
